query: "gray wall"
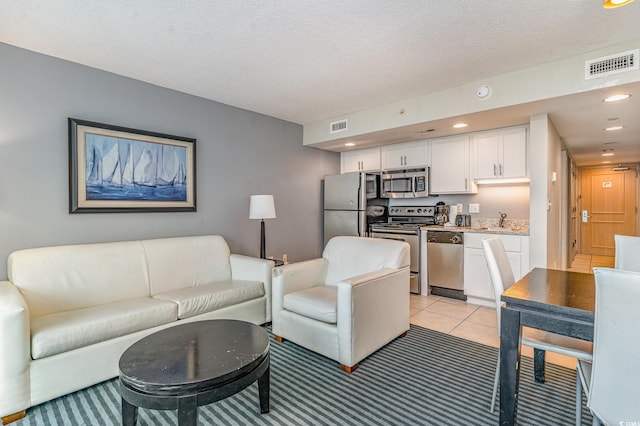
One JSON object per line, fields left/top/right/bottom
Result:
{"left": 0, "top": 43, "right": 339, "bottom": 279}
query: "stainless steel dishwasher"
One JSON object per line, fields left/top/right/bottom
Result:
{"left": 427, "top": 230, "right": 466, "bottom": 300}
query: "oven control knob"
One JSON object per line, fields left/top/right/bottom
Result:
{"left": 417, "top": 209, "right": 422, "bottom": 213}
{"left": 451, "top": 235, "right": 462, "bottom": 244}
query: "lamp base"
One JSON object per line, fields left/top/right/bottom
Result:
{"left": 260, "top": 219, "right": 266, "bottom": 259}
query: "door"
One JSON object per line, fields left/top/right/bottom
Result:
{"left": 324, "top": 173, "right": 363, "bottom": 210}
{"left": 580, "top": 167, "right": 636, "bottom": 256}
{"left": 323, "top": 210, "right": 366, "bottom": 246}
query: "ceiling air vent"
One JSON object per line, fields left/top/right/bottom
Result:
{"left": 585, "top": 49, "right": 639, "bottom": 80}
{"left": 330, "top": 119, "right": 348, "bottom": 134}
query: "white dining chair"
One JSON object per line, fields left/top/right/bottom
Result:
{"left": 614, "top": 234, "right": 640, "bottom": 272}
{"left": 577, "top": 267, "right": 640, "bottom": 425}
{"left": 482, "top": 237, "right": 593, "bottom": 424}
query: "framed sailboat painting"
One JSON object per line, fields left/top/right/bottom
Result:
{"left": 68, "top": 118, "right": 196, "bottom": 213}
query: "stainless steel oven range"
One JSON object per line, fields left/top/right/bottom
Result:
{"left": 369, "top": 206, "right": 435, "bottom": 294}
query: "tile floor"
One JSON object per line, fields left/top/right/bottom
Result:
{"left": 410, "top": 254, "right": 614, "bottom": 370}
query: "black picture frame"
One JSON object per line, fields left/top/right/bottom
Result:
{"left": 69, "top": 118, "right": 196, "bottom": 213}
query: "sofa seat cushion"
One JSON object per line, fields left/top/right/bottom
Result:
{"left": 153, "top": 280, "right": 264, "bottom": 319}
{"left": 283, "top": 286, "right": 337, "bottom": 324}
{"left": 31, "top": 297, "right": 178, "bottom": 359}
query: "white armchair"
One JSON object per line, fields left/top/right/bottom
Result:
{"left": 614, "top": 234, "right": 640, "bottom": 272}
{"left": 272, "top": 236, "right": 410, "bottom": 373}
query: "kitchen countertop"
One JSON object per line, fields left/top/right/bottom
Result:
{"left": 420, "top": 225, "right": 529, "bottom": 236}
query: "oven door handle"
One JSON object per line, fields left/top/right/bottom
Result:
{"left": 376, "top": 236, "right": 406, "bottom": 242}
{"left": 372, "top": 229, "right": 417, "bottom": 236}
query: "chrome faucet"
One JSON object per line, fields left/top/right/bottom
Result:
{"left": 499, "top": 211, "right": 507, "bottom": 228}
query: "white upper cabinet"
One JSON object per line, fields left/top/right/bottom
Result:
{"left": 472, "top": 126, "right": 527, "bottom": 179}
{"left": 381, "top": 140, "right": 429, "bottom": 170}
{"left": 429, "top": 135, "right": 477, "bottom": 194}
{"left": 341, "top": 147, "right": 381, "bottom": 173}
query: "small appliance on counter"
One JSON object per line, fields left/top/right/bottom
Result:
{"left": 447, "top": 204, "right": 460, "bottom": 225}
{"left": 455, "top": 214, "right": 471, "bottom": 227}
{"left": 434, "top": 202, "right": 449, "bottom": 225}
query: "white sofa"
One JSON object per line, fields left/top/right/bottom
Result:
{"left": 272, "top": 236, "right": 410, "bottom": 373}
{"left": 0, "top": 235, "right": 274, "bottom": 421}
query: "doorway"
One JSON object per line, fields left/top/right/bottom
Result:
{"left": 578, "top": 166, "right": 637, "bottom": 256}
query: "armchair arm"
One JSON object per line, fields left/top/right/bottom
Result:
{"left": 336, "top": 266, "right": 410, "bottom": 367}
{"left": 0, "top": 281, "right": 31, "bottom": 417}
{"left": 271, "top": 258, "right": 328, "bottom": 335}
{"left": 230, "top": 254, "right": 275, "bottom": 321}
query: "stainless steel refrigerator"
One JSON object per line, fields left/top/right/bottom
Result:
{"left": 323, "top": 172, "right": 381, "bottom": 246}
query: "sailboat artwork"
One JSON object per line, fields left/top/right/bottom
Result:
{"left": 85, "top": 134, "right": 189, "bottom": 202}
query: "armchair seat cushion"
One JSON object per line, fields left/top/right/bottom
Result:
{"left": 153, "top": 280, "right": 265, "bottom": 319}
{"left": 283, "top": 286, "right": 337, "bottom": 324}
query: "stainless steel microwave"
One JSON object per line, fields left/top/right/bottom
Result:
{"left": 380, "top": 168, "right": 429, "bottom": 198}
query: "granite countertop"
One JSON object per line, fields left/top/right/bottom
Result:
{"left": 420, "top": 224, "right": 529, "bottom": 236}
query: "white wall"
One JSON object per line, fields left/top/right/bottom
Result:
{"left": 304, "top": 38, "right": 640, "bottom": 147}
{"left": 0, "top": 43, "right": 339, "bottom": 279}
{"left": 528, "top": 113, "right": 565, "bottom": 269}
{"left": 546, "top": 121, "right": 565, "bottom": 270}
{"left": 529, "top": 114, "right": 550, "bottom": 268}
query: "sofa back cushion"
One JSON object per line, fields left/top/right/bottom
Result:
{"left": 8, "top": 241, "right": 149, "bottom": 318}
{"left": 142, "top": 235, "right": 232, "bottom": 295}
{"left": 323, "top": 236, "right": 410, "bottom": 286}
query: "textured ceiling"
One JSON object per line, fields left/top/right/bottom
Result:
{"left": 2, "top": 1, "right": 640, "bottom": 165}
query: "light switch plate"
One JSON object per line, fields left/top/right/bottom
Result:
{"left": 469, "top": 203, "right": 480, "bottom": 214}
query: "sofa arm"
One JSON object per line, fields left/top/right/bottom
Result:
{"left": 230, "top": 254, "right": 275, "bottom": 321}
{"left": 336, "top": 267, "right": 410, "bottom": 367}
{"left": 271, "top": 258, "right": 328, "bottom": 335}
{"left": 0, "top": 281, "right": 31, "bottom": 417}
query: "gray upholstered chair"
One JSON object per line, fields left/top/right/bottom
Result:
{"left": 577, "top": 267, "right": 640, "bottom": 425}
{"left": 614, "top": 234, "right": 640, "bottom": 272}
{"left": 271, "top": 236, "right": 410, "bottom": 373}
{"left": 482, "top": 237, "right": 592, "bottom": 423}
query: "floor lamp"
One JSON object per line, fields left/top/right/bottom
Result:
{"left": 249, "top": 195, "right": 276, "bottom": 259}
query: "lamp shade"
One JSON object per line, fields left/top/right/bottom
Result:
{"left": 249, "top": 195, "right": 276, "bottom": 219}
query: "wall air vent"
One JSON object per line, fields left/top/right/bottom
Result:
{"left": 585, "top": 49, "right": 639, "bottom": 80}
{"left": 330, "top": 119, "right": 348, "bottom": 134}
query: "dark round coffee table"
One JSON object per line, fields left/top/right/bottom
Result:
{"left": 118, "top": 319, "right": 270, "bottom": 426}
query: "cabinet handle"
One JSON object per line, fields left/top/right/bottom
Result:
{"left": 499, "top": 164, "right": 503, "bottom": 176}
{"left": 494, "top": 164, "right": 497, "bottom": 176}
{"left": 465, "top": 178, "right": 468, "bottom": 190}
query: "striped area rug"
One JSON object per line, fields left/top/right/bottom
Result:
{"left": 16, "top": 325, "right": 592, "bottom": 425}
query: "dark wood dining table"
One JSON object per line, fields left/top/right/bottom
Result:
{"left": 499, "top": 267, "right": 595, "bottom": 426}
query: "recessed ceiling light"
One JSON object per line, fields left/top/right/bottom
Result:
{"left": 603, "top": 0, "right": 635, "bottom": 8}
{"left": 602, "top": 149, "right": 615, "bottom": 157}
{"left": 604, "top": 94, "right": 631, "bottom": 102}
{"left": 453, "top": 123, "right": 468, "bottom": 129}
{"left": 344, "top": 142, "right": 355, "bottom": 147}
{"left": 605, "top": 126, "right": 624, "bottom": 131}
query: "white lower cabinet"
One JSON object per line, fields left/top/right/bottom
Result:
{"left": 463, "top": 233, "right": 529, "bottom": 307}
